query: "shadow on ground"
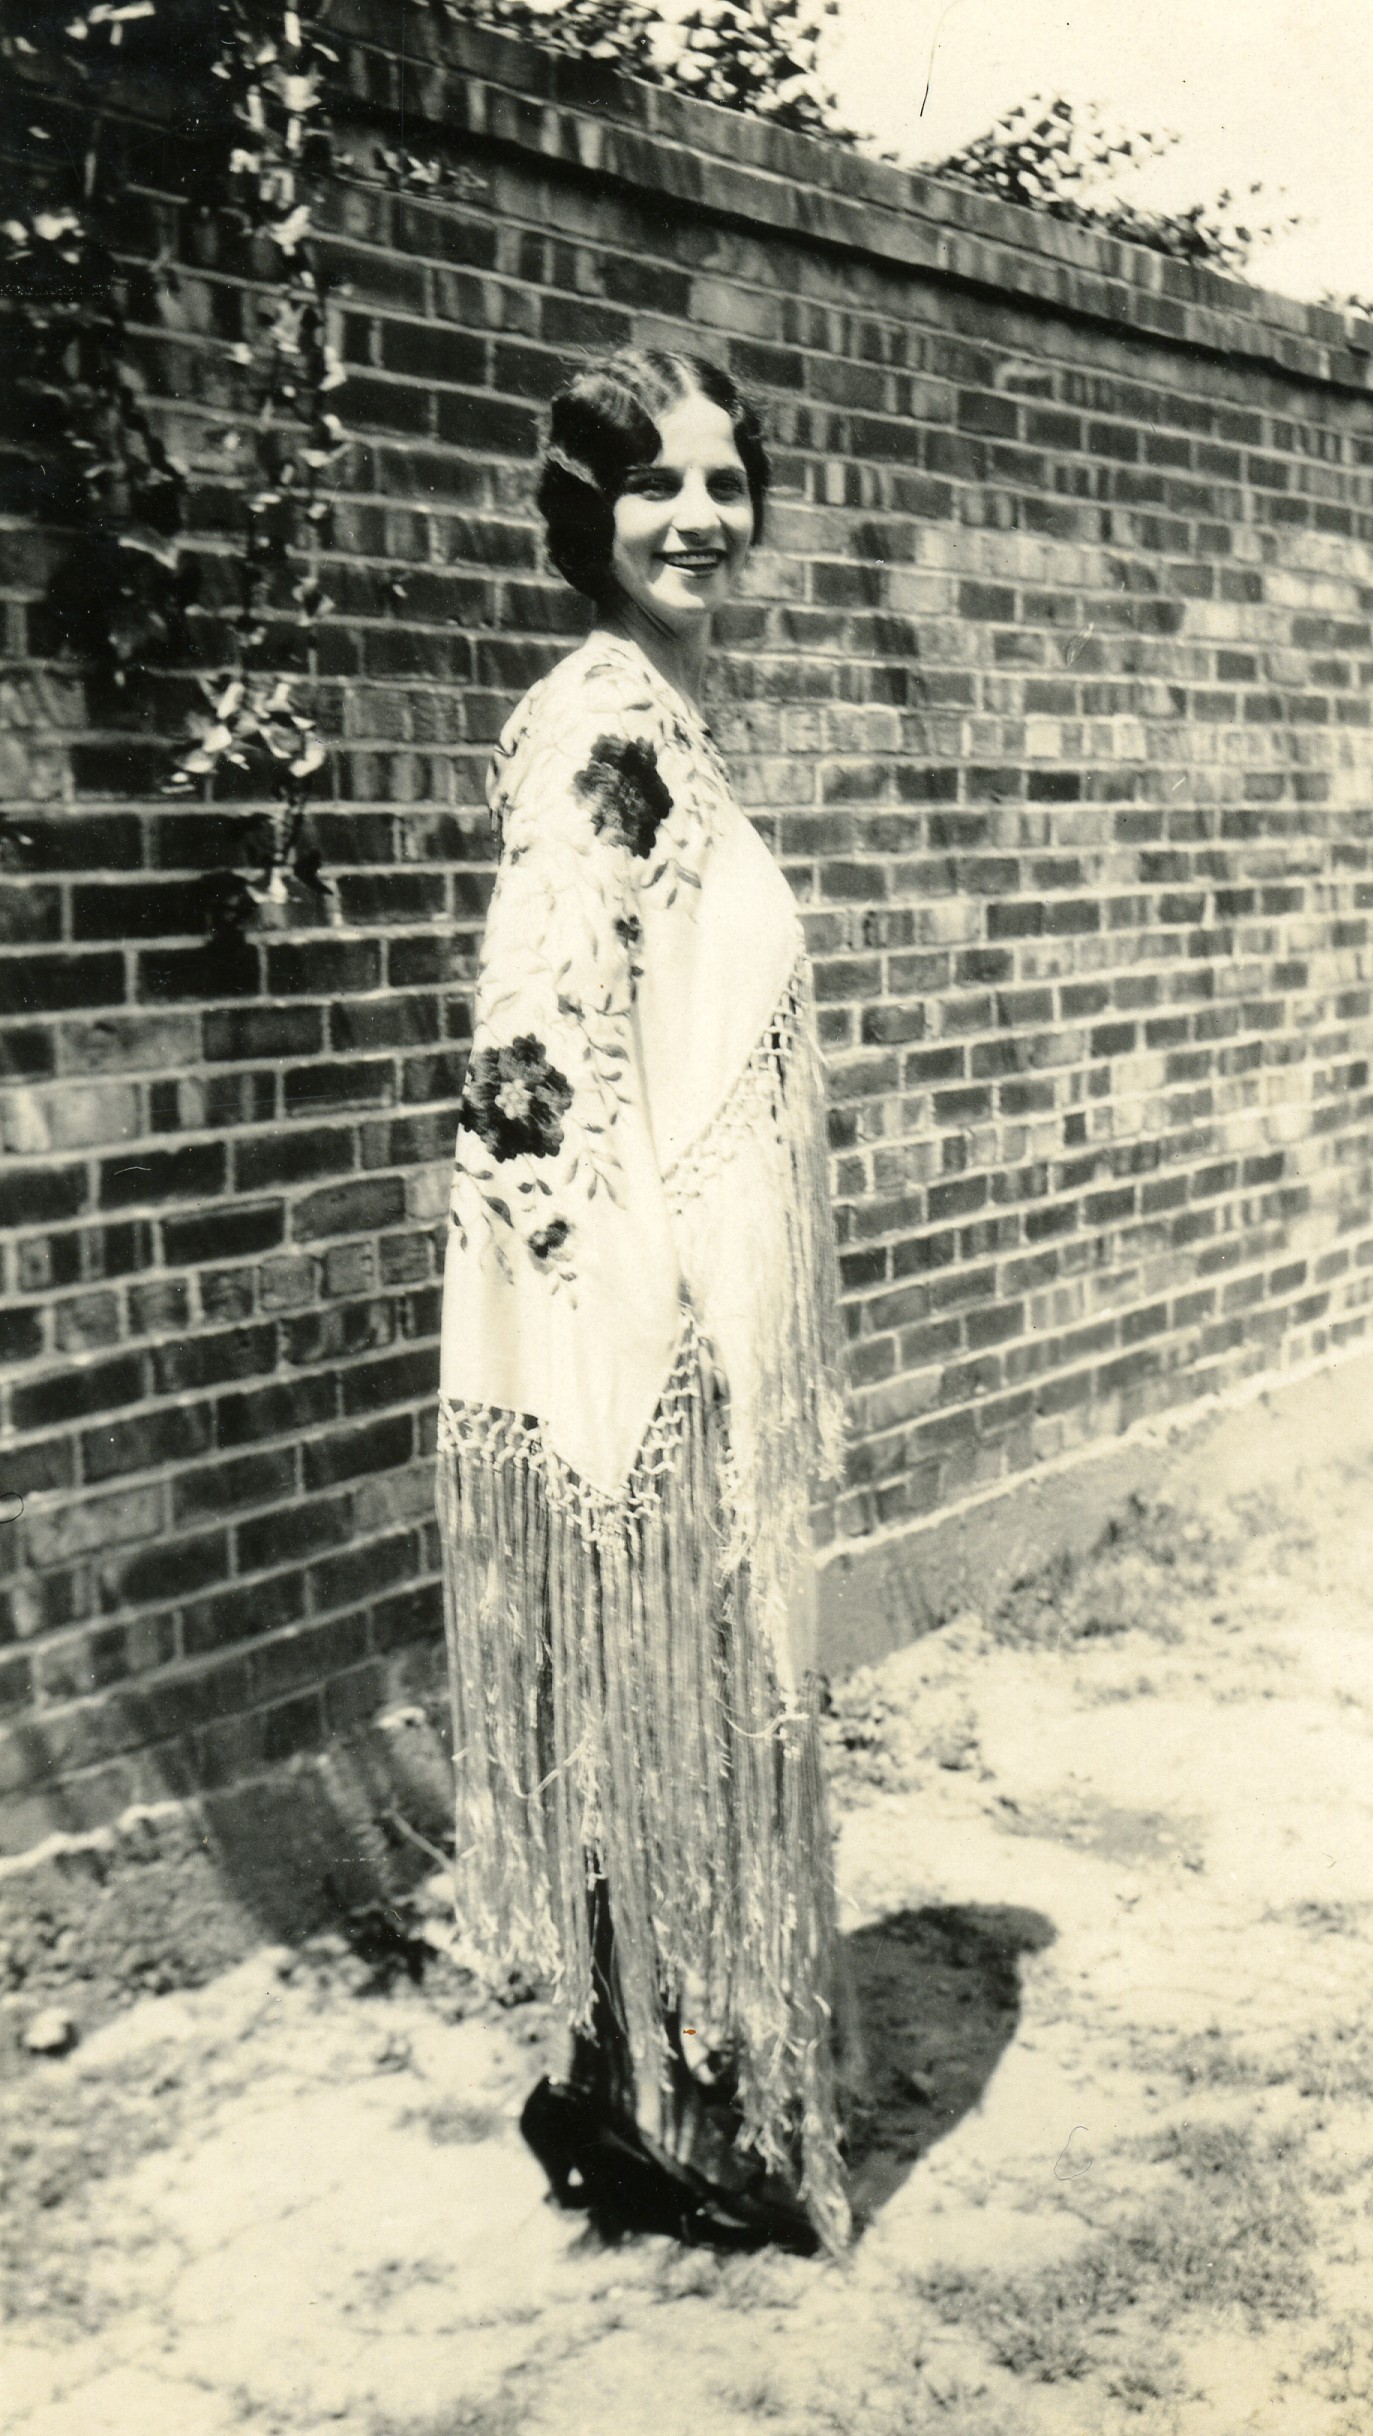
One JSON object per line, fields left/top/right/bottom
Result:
{"left": 843, "top": 1902, "right": 1057, "bottom": 2223}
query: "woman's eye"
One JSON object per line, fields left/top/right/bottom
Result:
{"left": 628, "top": 472, "right": 677, "bottom": 499}
{"left": 709, "top": 474, "right": 748, "bottom": 500}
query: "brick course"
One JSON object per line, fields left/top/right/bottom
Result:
{"left": 3, "top": 2, "right": 1373, "bottom": 1848}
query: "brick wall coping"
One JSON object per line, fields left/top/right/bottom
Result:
{"left": 330, "top": 0, "right": 1373, "bottom": 396}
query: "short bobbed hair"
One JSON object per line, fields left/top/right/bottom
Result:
{"left": 536, "top": 348, "right": 770, "bottom": 607}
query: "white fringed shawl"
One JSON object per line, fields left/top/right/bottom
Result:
{"left": 437, "top": 630, "right": 849, "bottom": 2247}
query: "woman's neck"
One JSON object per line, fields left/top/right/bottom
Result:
{"left": 597, "top": 602, "right": 710, "bottom": 708}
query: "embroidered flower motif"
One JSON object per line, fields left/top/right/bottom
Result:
{"left": 573, "top": 734, "right": 674, "bottom": 860}
{"left": 529, "top": 1217, "right": 571, "bottom": 1263}
{"left": 458, "top": 1036, "right": 573, "bottom": 1163}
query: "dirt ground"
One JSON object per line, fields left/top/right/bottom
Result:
{"left": 4, "top": 1413, "right": 1373, "bottom": 2436}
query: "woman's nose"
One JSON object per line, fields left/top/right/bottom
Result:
{"left": 674, "top": 471, "right": 721, "bottom": 533}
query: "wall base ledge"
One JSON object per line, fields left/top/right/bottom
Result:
{"left": 818, "top": 1341, "right": 1373, "bottom": 1674}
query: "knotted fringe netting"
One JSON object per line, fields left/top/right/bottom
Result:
{"left": 436, "top": 956, "right": 851, "bottom": 2251}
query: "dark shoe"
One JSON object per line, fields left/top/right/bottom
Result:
{"left": 519, "top": 2077, "right": 599, "bottom": 2208}
{"left": 681, "top": 2172, "right": 813, "bottom": 2260}
{"left": 582, "top": 2119, "right": 816, "bottom": 2257}
{"left": 521, "top": 2078, "right": 820, "bottom": 2256}
{"left": 576, "top": 2118, "right": 714, "bottom": 2242}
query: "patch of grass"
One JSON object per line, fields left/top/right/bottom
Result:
{"left": 1140, "top": 2024, "right": 1276, "bottom": 2091}
{"left": 710, "top": 2248, "right": 813, "bottom": 2312}
{"left": 0, "top": 2036, "right": 199, "bottom": 2324}
{"left": 367, "top": 2398, "right": 522, "bottom": 2436}
{"left": 648, "top": 2245, "right": 728, "bottom": 2302}
{"left": 909, "top": 2118, "right": 1315, "bottom": 2389}
{"left": 1274, "top": 1898, "right": 1373, "bottom": 1941}
{"left": 1225, "top": 1488, "right": 1318, "bottom": 1565}
{"left": 1145, "top": 2015, "right": 1373, "bottom": 2108}
{"left": 1080, "top": 1672, "right": 1162, "bottom": 1705}
{"left": 1001, "top": 1795, "right": 1204, "bottom": 1870}
{"left": 398, "top": 2094, "right": 506, "bottom": 2145}
{"left": 1288, "top": 2018, "right": 1373, "bottom": 2105}
{"left": 984, "top": 1497, "right": 1213, "bottom": 1651}
{"left": 1305, "top": 2315, "right": 1373, "bottom": 2413}
{"left": 648, "top": 2248, "right": 718, "bottom": 2300}
{"left": 1141, "top": 2118, "right": 1316, "bottom": 2322}
{"left": 719, "top": 2371, "right": 790, "bottom": 2417}
{"left": 1104, "top": 2348, "right": 1187, "bottom": 2414}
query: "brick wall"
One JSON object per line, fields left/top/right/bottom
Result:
{"left": 4, "top": 0, "right": 1373, "bottom": 1853}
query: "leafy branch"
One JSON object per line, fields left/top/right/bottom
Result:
{"left": 935, "top": 98, "right": 1298, "bottom": 275}
{"left": 445, "top": 0, "right": 852, "bottom": 142}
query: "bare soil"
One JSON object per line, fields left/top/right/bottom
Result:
{"left": 4, "top": 1428, "right": 1373, "bottom": 2436}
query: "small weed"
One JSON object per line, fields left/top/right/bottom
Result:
{"left": 367, "top": 2398, "right": 521, "bottom": 2436}
{"left": 1140, "top": 2024, "right": 1275, "bottom": 2090}
{"left": 1276, "top": 1898, "right": 1372, "bottom": 1941}
{"left": 720, "top": 2371, "right": 789, "bottom": 2417}
{"left": 1306, "top": 2314, "right": 1373, "bottom": 2410}
{"left": 1304, "top": 2145, "right": 1373, "bottom": 2198}
{"left": 1081, "top": 1672, "right": 1161, "bottom": 1704}
{"left": 350, "top": 2255, "right": 451, "bottom": 2315}
{"left": 1104, "top": 2345, "right": 1185, "bottom": 2412}
{"left": 1289, "top": 2018, "right": 1373, "bottom": 2105}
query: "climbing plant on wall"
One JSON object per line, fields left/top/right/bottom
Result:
{"left": 1, "top": 2, "right": 191, "bottom": 706}
{"left": 1, "top": 0, "right": 349, "bottom": 924}
{"left": 166, "top": 0, "right": 347, "bottom": 923}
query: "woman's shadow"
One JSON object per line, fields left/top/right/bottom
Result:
{"left": 841, "top": 1902, "right": 1056, "bottom": 2226}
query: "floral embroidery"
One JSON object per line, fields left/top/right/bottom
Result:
{"left": 573, "top": 734, "right": 674, "bottom": 861}
{"left": 458, "top": 1036, "right": 573, "bottom": 1163}
{"left": 529, "top": 1217, "right": 571, "bottom": 1262}
{"left": 452, "top": 643, "right": 728, "bottom": 1295}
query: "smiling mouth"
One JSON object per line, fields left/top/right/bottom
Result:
{"left": 660, "top": 553, "right": 725, "bottom": 572}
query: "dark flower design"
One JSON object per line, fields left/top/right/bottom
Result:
{"left": 458, "top": 1035, "right": 573, "bottom": 1163}
{"left": 573, "top": 734, "right": 673, "bottom": 860}
{"left": 529, "top": 1217, "right": 571, "bottom": 1263}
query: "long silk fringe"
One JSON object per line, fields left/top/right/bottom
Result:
{"left": 436, "top": 952, "right": 850, "bottom": 2252}
{"left": 664, "top": 948, "right": 847, "bottom": 1694}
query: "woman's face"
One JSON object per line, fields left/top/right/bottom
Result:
{"left": 609, "top": 390, "right": 755, "bottom": 635}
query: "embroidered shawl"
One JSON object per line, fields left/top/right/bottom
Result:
{"left": 436, "top": 630, "right": 849, "bottom": 2246}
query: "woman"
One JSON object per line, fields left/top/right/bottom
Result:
{"left": 436, "top": 348, "right": 851, "bottom": 2255}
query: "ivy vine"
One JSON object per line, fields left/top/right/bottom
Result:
{"left": 169, "top": 0, "right": 347, "bottom": 925}
{"left": 2, "top": 3, "right": 191, "bottom": 707}
{"left": 2, "top": 0, "right": 350, "bottom": 927}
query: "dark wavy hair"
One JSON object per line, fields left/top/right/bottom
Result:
{"left": 536, "top": 349, "right": 770, "bottom": 607}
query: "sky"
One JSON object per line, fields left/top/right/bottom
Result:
{"left": 819, "top": 0, "right": 1373, "bottom": 305}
